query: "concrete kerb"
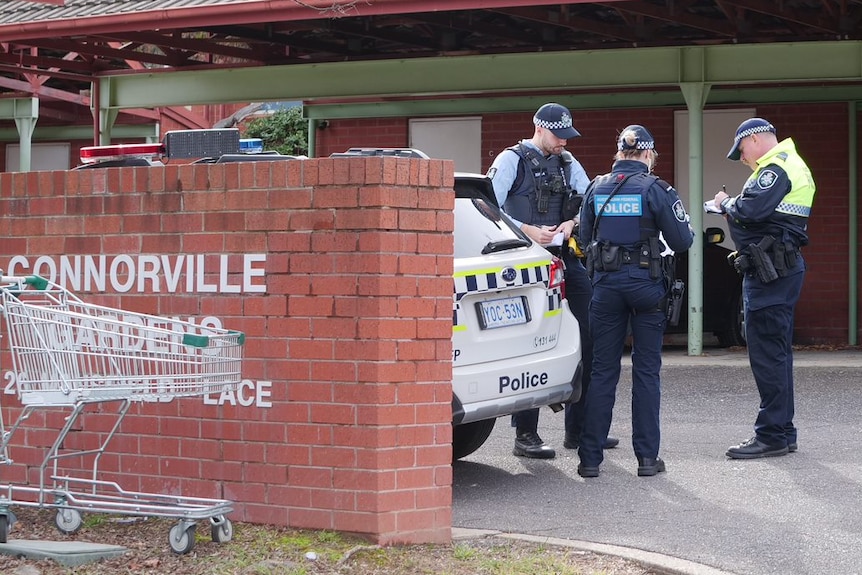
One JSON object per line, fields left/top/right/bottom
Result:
{"left": 452, "top": 527, "right": 737, "bottom": 575}
{"left": 0, "top": 539, "right": 128, "bottom": 567}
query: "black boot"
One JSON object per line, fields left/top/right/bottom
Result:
{"left": 513, "top": 431, "right": 556, "bottom": 459}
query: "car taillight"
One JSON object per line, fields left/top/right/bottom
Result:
{"left": 549, "top": 256, "right": 566, "bottom": 300}
{"left": 79, "top": 143, "right": 164, "bottom": 164}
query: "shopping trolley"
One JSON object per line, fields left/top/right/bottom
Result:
{"left": 0, "top": 274, "right": 245, "bottom": 554}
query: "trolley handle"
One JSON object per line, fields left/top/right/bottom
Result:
{"left": 0, "top": 275, "right": 50, "bottom": 291}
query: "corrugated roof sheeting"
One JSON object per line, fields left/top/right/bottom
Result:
{"left": 0, "top": 0, "right": 255, "bottom": 24}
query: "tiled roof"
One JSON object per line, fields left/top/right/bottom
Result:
{"left": 0, "top": 0, "right": 253, "bottom": 25}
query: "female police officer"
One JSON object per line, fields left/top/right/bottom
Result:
{"left": 576, "top": 125, "right": 694, "bottom": 478}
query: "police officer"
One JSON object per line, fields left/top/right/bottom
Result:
{"left": 576, "top": 125, "right": 693, "bottom": 478}
{"left": 713, "top": 118, "right": 816, "bottom": 459}
{"left": 487, "top": 102, "right": 618, "bottom": 459}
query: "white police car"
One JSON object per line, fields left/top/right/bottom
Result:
{"left": 78, "top": 137, "right": 583, "bottom": 461}
{"left": 450, "top": 173, "right": 582, "bottom": 459}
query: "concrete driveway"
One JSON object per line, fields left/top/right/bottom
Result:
{"left": 452, "top": 348, "right": 862, "bottom": 575}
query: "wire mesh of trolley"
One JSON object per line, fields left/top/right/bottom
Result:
{"left": 0, "top": 274, "right": 245, "bottom": 554}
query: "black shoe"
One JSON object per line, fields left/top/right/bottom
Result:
{"left": 637, "top": 457, "right": 666, "bottom": 477}
{"left": 577, "top": 463, "right": 600, "bottom": 478}
{"left": 563, "top": 435, "right": 620, "bottom": 450}
{"left": 726, "top": 437, "right": 789, "bottom": 459}
{"left": 513, "top": 431, "right": 556, "bottom": 459}
{"left": 788, "top": 442, "right": 798, "bottom": 453}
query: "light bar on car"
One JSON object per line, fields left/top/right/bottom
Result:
{"left": 79, "top": 128, "right": 242, "bottom": 164}
{"left": 239, "top": 138, "right": 264, "bottom": 154}
{"left": 79, "top": 143, "right": 164, "bottom": 164}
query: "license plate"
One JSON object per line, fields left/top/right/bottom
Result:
{"left": 476, "top": 296, "right": 531, "bottom": 330}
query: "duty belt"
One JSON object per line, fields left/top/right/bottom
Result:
{"left": 729, "top": 238, "right": 800, "bottom": 283}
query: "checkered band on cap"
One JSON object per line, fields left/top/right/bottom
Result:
{"left": 534, "top": 113, "right": 572, "bottom": 131}
{"left": 727, "top": 117, "right": 775, "bottom": 160}
{"left": 733, "top": 121, "right": 775, "bottom": 145}
{"left": 533, "top": 103, "right": 581, "bottom": 138}
{"left": 617, "top": 125, "right": 655, "bottom": 151}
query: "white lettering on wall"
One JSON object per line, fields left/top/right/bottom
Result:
{"left": 7, "top": 254, "right": 267, "bottom": 294}
{"left": 203, "top": 380, "right": 273, "bottom": 408}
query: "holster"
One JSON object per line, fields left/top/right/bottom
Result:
{"left": 600, "top": 244, "right": 622, "bottom": 271}
{"left": 747, "top": 236, "right": 779, "bottom": 284}
{"left": 665, "top": 279, "right": 685, "bottom": 327}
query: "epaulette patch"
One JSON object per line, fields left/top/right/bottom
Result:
{"left": 757, "top": 170, "right": 777, "bottom": 189}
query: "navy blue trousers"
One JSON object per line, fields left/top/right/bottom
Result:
{"left": 512, "top": 256, "right": 592, "bottom": 436}
{"left": 744, "top": 262, "right": 805, "bottom": 447}
{"left": 578, "top": 269, "right": 667, "bottom": 467}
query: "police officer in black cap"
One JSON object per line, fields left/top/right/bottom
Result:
{"left": 713, "top": 118, "right": 816, "bottom": 459}
{"left": 487, "top": 102, "right": 618, "bottom": 459}
{"left": 576, "top": 125, "right": 693, "bottom": 478}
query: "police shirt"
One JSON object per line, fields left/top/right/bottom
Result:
{"left": 487, "top": 140, "right": 590, "bottom": 228}
{"left": 579, "top": 160, "right": 693, "bottom": 254}
{"left": 722, "top": 137, "right": 815, "bottom": 249}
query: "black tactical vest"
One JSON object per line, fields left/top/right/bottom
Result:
{"left": 502, "top": 144, "right": 573, "bottom": 227}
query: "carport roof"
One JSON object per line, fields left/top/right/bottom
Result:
{"left": 2, "top": 1, "right": 862, "bottom": 128}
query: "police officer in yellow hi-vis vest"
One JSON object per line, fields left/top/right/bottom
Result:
{"left": 712, "top": 118, "right": 816, "bottom": 460}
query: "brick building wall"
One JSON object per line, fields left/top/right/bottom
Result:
{"left": 317, "top": 103, "right": 857, "bottom": 345}
{"left": 0, "top": 156, "right": 455, "bottom": 544}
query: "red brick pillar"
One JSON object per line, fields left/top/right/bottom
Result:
{"left": 266, "top": 156, "right": 455, "bottom": 544}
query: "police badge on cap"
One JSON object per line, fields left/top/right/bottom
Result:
{"left": 533, "top": 103, "right": 581, "bottom": 139}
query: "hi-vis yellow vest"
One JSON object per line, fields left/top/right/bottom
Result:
{"left": 754, "top": 137, "right": 815, "bottom": 217}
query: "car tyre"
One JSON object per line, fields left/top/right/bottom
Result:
{"left": 717, "top": 284, "right": 746, "bottom": 347}
{"left": 452, "top": 418, "right": 496, "bottom": 461}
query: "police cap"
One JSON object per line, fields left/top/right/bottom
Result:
{"left": 533, "top": 103, "right": 581, "bottom": 139}
{"left": 617, "top": 125, "right": 655, "bottom": 152}
{"left": 727, "top": 118, "right": 775, "bottom": 161}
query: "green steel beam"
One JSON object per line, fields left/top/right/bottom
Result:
{"left": 0, "top": 124, "right": 158, "bottom": 142}
{"left": 99, "top": 42, "right": 862, "bottom": 110}
{"left": 303, "top": 86, "right": 862, "bottom": 119}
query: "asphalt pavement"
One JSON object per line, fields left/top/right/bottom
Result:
{"left": 452, "top": 347, "right": 862, "bottom": 575}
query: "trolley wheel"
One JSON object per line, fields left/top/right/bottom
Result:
{"left": 1, "top": 510, "right": 17, "bottom": 542}
{"left": 55, "top": 508, "right": 83, "bottom": 534}
{"left": 211, "top": 517, "right": 233, "bottom": 543}
{"left": 168, "top": 523, "right": 196, "bottom": 555}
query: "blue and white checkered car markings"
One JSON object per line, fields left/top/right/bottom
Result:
{"left": 452, "top": 260, "right": 560, "bottom": 331}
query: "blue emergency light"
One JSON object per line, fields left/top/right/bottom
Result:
{"left": 239, "top": 138, "right": 264, "bottom": 154}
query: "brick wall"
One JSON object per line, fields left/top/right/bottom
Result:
{"left": 0, "top": 156, "right": 455, "bottom": 544}
{"left": 317, "top": 103, "right": 857, "bottom": 345}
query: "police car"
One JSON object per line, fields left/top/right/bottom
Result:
{"left": 78, "top": 135, "right": 583, "bottom": 462}
{"left": 332, "top": 150, "right": 583, "bottom": 460}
